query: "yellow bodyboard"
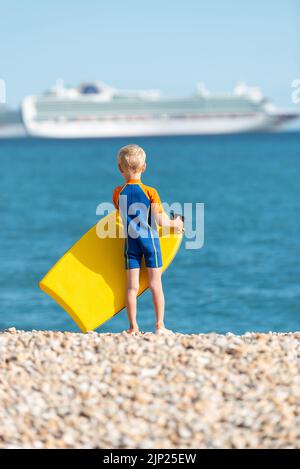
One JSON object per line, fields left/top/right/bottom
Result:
{"left": 40, "top": 211, "right": 182, "bottom": 332}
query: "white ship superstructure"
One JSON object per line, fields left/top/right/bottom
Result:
{"left": 21, "top": 80, "right": 298, "bottom": 138}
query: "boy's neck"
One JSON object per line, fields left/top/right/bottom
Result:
{"left": 125, "top": 172, "right": 142, "bottom": 182}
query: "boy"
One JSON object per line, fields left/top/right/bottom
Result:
{"left": 112, "top": 144, "right": 184, "bottom": 335}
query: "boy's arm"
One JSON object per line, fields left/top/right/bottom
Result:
{"left": 151, "top": 189, "right": 184, "bottom": 233}
{"left": 154, "top": 210, "right": 184, "bottom": 232}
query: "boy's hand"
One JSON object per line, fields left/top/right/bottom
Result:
{"left": 173, "top": 216, "right": 184, "bottom": 234}
{"left": 154, "top": 211, "right": 184, "bottom": 233}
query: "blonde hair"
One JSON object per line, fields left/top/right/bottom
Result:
{"left": 118, "top": 144, "right": 146, "bottom": 172}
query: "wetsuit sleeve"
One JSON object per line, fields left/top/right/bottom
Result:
{"left": 149, "top": 188, "right": 164, "bottom": 214}
{"left": 112, "top": 186, "right": 121, "bottom": 209}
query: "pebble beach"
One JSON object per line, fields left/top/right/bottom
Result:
{"left": 1, "top": 328, "right": 300, "bottom": 449}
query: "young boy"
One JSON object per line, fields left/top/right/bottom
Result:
{"left": 112, "top": 144, "right": 184, "bottom": 335}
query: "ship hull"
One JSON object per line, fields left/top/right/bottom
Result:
{"left": 21, "top": 112, "right": 297, "bottom": 139}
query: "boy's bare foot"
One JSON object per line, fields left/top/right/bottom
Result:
{"left": 155, "top": 327, "right": 174, "bottom": 335}
{"left": 124, "top": 328, "right": 139, "bottom": 335}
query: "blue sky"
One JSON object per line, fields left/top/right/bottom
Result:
{"left": 0, "top": 0, "right": 299, "bottom": 109}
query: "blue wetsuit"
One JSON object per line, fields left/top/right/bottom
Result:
{"left": 113, "top": 179, "right": 163, "bottom": 269}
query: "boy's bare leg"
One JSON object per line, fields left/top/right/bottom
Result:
{"left": 126, "top": 268, "right": 140, "bottom": 334}
{"left": 147, "top": 267, "right": 169, "bottom": 332}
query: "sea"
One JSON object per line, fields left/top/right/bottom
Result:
{"left": 0, "top": 132, "right": 300, "bottom": 334}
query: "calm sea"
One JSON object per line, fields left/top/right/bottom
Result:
{"left": 0, "top": 133, "right": 300, "bottom": 334}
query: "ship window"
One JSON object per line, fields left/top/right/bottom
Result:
{"left": 81, "top": 85, "right": 99, "bottom": 94}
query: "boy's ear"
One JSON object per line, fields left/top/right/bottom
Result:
{"left": 141, "top": 163, "right": 146, "bottom": 173}
{"left": 118, "top": 163, "right": 123, "bottom": 174}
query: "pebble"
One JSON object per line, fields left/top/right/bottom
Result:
{"left": 0, "top": 330, "right": 299, "bottom": 448}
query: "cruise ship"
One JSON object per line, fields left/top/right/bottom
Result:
{"left": 20, "top": 80, "right": 299, "bottom": 138}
